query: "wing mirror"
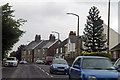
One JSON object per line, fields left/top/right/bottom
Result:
{"left": 73, "top": 65, "right": 80, "bottom": 69}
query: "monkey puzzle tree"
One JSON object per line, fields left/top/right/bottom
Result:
{"left": 83, "top": 6, "right": 107, "bottom": 52}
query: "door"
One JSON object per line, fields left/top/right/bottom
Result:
{"left": 70, "top": 58, "right": 81, "bottom": 79}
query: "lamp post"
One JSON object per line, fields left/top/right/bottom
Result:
{"left": 52, "top": 31, "right": 60, "bottom": 57}
{"left": 66, "top": 13, "right": 80, "bottom": 56}
{"left": 107, "top": 0, "right": 110, "bottom": 57}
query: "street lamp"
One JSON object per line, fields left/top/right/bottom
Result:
{"left": 66, "top": 12, "right": 80, "bottom": 56}
{"left": 107, "top": 0, "right": 110, "bottom": 57}
{"left": 52, "top": 31, "right": 60, "bottom": 57}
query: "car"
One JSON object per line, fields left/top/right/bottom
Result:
{"left": 69, "top": 56, "right": 120, "bottom": 80}
{"left": 50, "top": 58, "right": 69, "bottom": 74}
{"left": 36, "top": 60, "right": 44, "bottom": 64}
{"left": 114, "top": 58, "right": 120, "bottom": 68}
{"left": 19, "top": 61, "right": 27, "bottom": 64}
{"left": 3, "top": 57, "right": 18, "bottom": 67}
{"left": 45, "top": 56, "right": 54, "bottom": 65}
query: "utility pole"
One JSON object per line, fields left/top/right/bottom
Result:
{"left": 67, "top": 13, "right": 80, "bottom": 56}
{"left": 107, "top": 0, "right": 110, "bottom": 57}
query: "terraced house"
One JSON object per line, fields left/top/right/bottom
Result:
{"left": 21, "top": 34, "right": 60, "bottom": 62}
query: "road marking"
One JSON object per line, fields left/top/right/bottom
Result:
{"left": 35, "top": 65, "right": 52, "bottom": 77}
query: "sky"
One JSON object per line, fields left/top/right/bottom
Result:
{"left": 0, "top": 0, "right": 119, "bottom": 52}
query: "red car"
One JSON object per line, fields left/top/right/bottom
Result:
{"left": 45, "top": 56, "right": 54, "bottom": 65}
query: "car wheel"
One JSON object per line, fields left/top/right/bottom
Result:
{"left": 50, "top": 70, "right": 53, "bottom": 74}
{"left": 69, "top": 74, "right": 71, "bottom": 80}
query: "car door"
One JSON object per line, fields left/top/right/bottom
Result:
{"left": 70, "top": 58, "right": 81, "bottom": 79}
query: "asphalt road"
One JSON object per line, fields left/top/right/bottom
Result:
{"left": 2, "top": 63, "right": 69, "bottom": 80}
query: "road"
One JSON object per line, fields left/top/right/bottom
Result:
{"left": 2, "top": 63, "right": 69, "bottom": 80}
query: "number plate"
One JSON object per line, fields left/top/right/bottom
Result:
{"left": 58, "top": 69, "right": 64, "bottom": 71}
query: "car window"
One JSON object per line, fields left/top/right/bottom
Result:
{"left": 73, "top": 58, "right": 81, "bottom": 69}
{"left": 82, "top": 58, "right": 115, "bottom": 69}
{"left": 115, "top": 59, "right": 120, "bottom": 66}
{"left": 52, "top": 59, "right": 67, "bottom": 64}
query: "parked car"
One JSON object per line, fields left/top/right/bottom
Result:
{"left": 114, "top": 58, "right": 120, "bottom": 68}
{"left": 19, "top": 61, "right": 27, "bottom": 64}
{"left": 36, "top": 60, "right": 44, "bottom": 64}
{"left": 3, "top": 57, "right": 18, "bottom": 67}
{"left": 50, "top": 58, "right": 69, "bottom": 74}
{"left": 69, "top": 56, "right": 120, "bottom": 80}
{"left": 45, "top": 56, "right": 54, "bottom": 65}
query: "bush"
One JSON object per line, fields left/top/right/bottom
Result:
{"left": 81, "top": 52, "right": 112, "bottom": 59}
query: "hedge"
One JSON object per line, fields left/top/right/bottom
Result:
{"left": 81, "top": 52, "right": 112, "bottom": 59}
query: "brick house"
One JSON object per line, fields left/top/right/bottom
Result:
{"left": 110, "top": 43, "right": 120, "bottom": 61}
{"left": 21, "top": 35, "right": 42, "bottom": 62}
{"left": 22, "top": 34, "right": 61, "bottom": 62}
{"left": 42, "top": 34, "right": 61, "bottom": 57}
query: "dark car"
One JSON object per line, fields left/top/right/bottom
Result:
{"left": 50, "top": 58, "right": 69, "bottom": 74}
{"left": 69, "top": 56, "right": 119, "bottom": 80}
{"left": 45, "top": 56, "right": 54, "bottom": 65}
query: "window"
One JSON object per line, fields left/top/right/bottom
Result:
{"left": 38, "top": 49, "right": 40, "bottom": 54}
{"left": 60, "top": 48, "right": 62, "bottom": 53}
{"left": 113, "top": 51, "right": 116, "bottom": 59}
{"left": 28, "top": 51, "right": 30, "bottom": 55}
{"left": 24, "top": 51, "right": 26, "bottom": 55}
{"left": 56, "top": 49, "right": 58, "bottom": 54}
{"left": 73, "top": 58, "right": 81, "bottom": 69}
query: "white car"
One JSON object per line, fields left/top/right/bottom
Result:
{"left": 19, "top": 61, "right": 27, "bottom": 64}
{"left": 36, "top": 60, "right": 44, "bottom": 64}
{"left": 4, "top": 57, "right": 18, "bottom": 67}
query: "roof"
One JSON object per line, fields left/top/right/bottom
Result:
{"left": 42, "top": 39, "right": 58, "bottom": 49}
{"left": 55, "top": 38, "right": 68, "bottom": 48}
{"left": 77, "top": 56, "right": 108, "bottom": 59}
{"left": 25, "top": 40, "right": 42, "bottom": 50}
{"left": 69, "top": 35, "right": 77, "bottom": 43}
{"left": 34, "top": 40, "right": 49, "bottom": 49}
{"left": 110, "top": 43, "right": 120, "bottom": 51}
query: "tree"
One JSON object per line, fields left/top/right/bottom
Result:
{"left": 2, "top": 3, "right": 27, "bottom": 58}
{"left": 83, "top": 6, "right": 107, "bottom": 52}
{"left": 10, "top": 51, "right": 16, "bottom": 57}
{"left": 16, "top": 45, "right": 26, "bottom": 61}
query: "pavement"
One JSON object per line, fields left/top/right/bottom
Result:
{"left": 2, "top": 63, "right": 69, "bottom": 80}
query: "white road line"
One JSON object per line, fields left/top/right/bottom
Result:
{"left": 35, "top": 65, "right": 51, "bottom": 77}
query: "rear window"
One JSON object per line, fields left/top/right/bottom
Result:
{"left": 7, "top": 58, "right": 15, "bottom": 60}
{"left": 46, "top": 57, "right": 53, "bottom": 59}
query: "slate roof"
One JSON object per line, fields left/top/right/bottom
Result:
{"left": 34, "top": 40, "right": 49, "bottom": 49}
{"left": 25, "top": 40, "right": 42, "bottom": 50}
{"left": 55, "top": 38, "right": 68, "bottom": 48}
{"left": 110, "top": 43, "right": 120, "bottom": 51}
{"left": 42, "top": 39, "right": 58, "bottom": 49}
{"left": 69, "top": 35, "right": 77, "bottom": 43}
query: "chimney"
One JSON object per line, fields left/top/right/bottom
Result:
{"left": 69, "top": 31, "right": 76, "bottom": 36}
{"left": 49, "top": 34, "right": 55, "bottom": 41}
{"left": 35, "top": 34, "right": 41, "bottom": 41}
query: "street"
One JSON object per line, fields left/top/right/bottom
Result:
{"left": 2, "top": 63, "right": 69, "bottom": 80}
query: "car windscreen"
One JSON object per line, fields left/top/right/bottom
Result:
{"left": 7, "top": 58, "right": 15, "bottom": 60}
{"left": 82, "top": 58, "right": 115, "bottom": 70}
{"left": 52, "top": 59, "right": 68, "bottom": 65}
{"left": 46, "top": 57, "right": 53, "bottom": 59}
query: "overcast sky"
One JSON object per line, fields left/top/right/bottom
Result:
{"left": 1, "top": 0, "right": 119, "bottom": 52}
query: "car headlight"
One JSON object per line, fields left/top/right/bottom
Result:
{"left": 65, "top": 67, "right": 69, "bottom": 69}
{"left": 53, "top": 66, "right": 56, "bottom": 68}
{"left": 87, "top": 76, "right": 97, "bottom": 80}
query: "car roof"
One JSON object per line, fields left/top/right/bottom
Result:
{"left": 77, "top": 56, "right": 108, "bottom": 59}
{"left": 53, "top": 58, "right": 66, "bottom": 60}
